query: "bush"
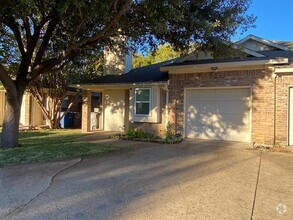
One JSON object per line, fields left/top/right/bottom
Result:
{"left": 125, "top": 129, "right": 156, "bottom": 140}
{"left": 164, "top": 123, "right": 183, "bottom": 144}
{"left": 165, "top": 122, "right": 174, "bottom": 139}
{"left": 112, "top": 127, "right": 183, "bottom": 144}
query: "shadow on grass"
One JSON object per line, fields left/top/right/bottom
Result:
{"left": 0, "top": 129, "right": 132, "bottom": 167}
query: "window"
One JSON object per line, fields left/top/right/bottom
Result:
{"left": 135, "top": 88, "right": 151, "bottom": 115}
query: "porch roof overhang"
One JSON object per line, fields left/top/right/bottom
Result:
{"left": 160, "top": 58, "right": 289, "bottom": 74}
{"left": 70, "top": 81, "right": 168, "bottom": 91}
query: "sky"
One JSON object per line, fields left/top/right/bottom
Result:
{"left": 233, "top": 0, "right": 293, "bottom": 41}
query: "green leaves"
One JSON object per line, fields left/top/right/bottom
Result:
{"left": 0, "top": 0, "right": 255, "bottom": 84}
{"left": 133, "top": 44, "right": 180, "bottom": 68}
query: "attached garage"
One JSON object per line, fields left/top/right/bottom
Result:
{"left": 185, "top": 87, "right": 251, "bottom": 142}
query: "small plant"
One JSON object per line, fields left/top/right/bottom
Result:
{"left": 125, "top": 129, "right": 156, "bottom": 140}
{"left": 164, "top": 123, "right": 183, "bottom": 144}
{"left": 165, "top": 122, "right": 174, "bottom": 139}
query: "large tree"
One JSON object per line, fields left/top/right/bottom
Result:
{"left": 0, "top": 0, "right": 255, "bottom": 148}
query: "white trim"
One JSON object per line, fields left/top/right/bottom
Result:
{"left": 101, "top": 91, "right": 105, "bottom": 130}
{"left": 237, "top": 35, "right": 289, "bottom": 51}
{"left": 230, "top": 43, "right": 265, "bottom": 58}
{"left": 134, "top": 88, "right": 152, "bottom": 116}
{"left": 288, "top": 86, "right": 293, "bottom": 146}
{"left": 71, "top": 82, "right": 167, "bottom": 90}
{"left": 275, "top": 67, "right": 293, "bottom": 74}
{"left": 183, "top": 86, "right": 252, "bottom": 142}
{"left": 165, "top": 83, "right": 169, "bottom": 129}
{"left": 183, "top": 88, "right": 186, "bottom": 137}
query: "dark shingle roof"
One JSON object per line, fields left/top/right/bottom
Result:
{"left": 273, "top": 41, "right": 293, "bottom": 50}
{"left": 83, "top": 59, "right": 177, "bottom": 85}
{"left": 81, "top": 37, "right": 293, "bottom": 86}
{"left": 258, "top": 50, "right": 293, "bottom": 62}
{"left": 167, "top": 49, "right": 293, "bottom": 66}
{"left": 166, "top": 56, "right": 266, "bottom": 66}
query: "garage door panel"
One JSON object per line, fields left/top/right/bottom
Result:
{"left": 186, "top": 90, "right": 216, "bottom": 101}
{"left": 185, "top": 88, "right": 251, "bottom": 142}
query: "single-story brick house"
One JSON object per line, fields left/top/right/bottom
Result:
{"left": 75, "top": 35, "right": 293, "bottom": 146}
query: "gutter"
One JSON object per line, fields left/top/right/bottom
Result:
{"left": 70, "top": 81, "right": 168, "bottom": 90}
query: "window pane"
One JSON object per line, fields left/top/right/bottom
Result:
{"left": 135, "top": 89, "right": 150, "bottom": 101}
{"left": 136, "top": 103, "right": 150, "bottom": 115}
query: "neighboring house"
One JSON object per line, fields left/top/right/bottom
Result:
{"left": 0, "top": 91, "right": 47, "bottom": 128}
{"left": 0, "top": 89, "right": 82, "bottom": 129}
{"left": 74, "top": 35, "right": 293, "bottom": 146}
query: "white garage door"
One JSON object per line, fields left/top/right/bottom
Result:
{"left": 185, "top": 88, "right": 251, "bottom": 142}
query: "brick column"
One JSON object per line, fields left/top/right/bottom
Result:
{"left": 82, "top": 90, "right": 91, "bottom": 133}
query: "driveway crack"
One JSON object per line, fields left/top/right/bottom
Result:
{"left": 250, "top": 151, "right": 262, "bottom": 220}
{"left": 3, "top": 158, "right": 84, "bottom": 219}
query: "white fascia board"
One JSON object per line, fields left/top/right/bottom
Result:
{"left": 230, "top": 43, "right": 265, "bottom": 58}
{"left": 160, "top": 58, "right": 289, "bottom": 73}
{"left": 274, "top": 65, "right": 293, "bottom": 73}
{"left": 70, "top": 82, "right": 167, "bottom": 90}
{"left": 237, "top": 35, "right": 289, "bottom": 51}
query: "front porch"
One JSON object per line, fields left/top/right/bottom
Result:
{"left": 81, "top": 87, "right": 130, "bottom": 133}
{"left": 79, "top": 83, "right": 168, "bottom": 136}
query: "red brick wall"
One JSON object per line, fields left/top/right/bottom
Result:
{"left": 275, "top": 76, "right": 293, "bottom": 145}
{"left": 168, "top": 69, "right": 293, "bottom": 145}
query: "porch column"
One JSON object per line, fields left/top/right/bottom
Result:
{"left": 23, "top": 93, "right": 31, "bottom": 127}
{"left": 82, "top": 90, "right": 91, "bottom": 133}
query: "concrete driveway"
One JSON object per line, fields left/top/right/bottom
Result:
{"left": 1, "top": 140, "right": 292, "bottom": 220}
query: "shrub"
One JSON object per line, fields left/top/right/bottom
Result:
{"left": 164, "top": 123, "right": 183, "bottom": 143}
{"left": 125, "top": 129, "right": 156, "bottom": 140}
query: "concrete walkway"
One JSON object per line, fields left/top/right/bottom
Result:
{"left": 1, "top": 140, "right": 292, "bottom": 220}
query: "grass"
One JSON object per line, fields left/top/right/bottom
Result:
{"left": 0, "top": 129, "right": 132, "bottom": 167}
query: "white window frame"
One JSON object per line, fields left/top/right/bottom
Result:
{"left": 134, "top": 88, "right": 151, "bottom": 116}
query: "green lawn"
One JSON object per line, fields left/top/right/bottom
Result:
{"left": 0, "top": 129, "right": 131, "bottom": 167}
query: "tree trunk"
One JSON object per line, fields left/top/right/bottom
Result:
{"left": 1, "top": 89, "right": 24, "bottom": 148}
{"left": 49, "top": 118, "right": 61, "bottom": 129}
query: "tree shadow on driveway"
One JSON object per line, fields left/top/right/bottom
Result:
{"left": 1, "top": 140, "right": 262, "bottom": 219}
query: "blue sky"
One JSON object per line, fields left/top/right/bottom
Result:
{"left": 233, "top": 0, "right": 293, "bottom": 41}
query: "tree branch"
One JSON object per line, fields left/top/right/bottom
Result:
{"left": 33, "top": 17, "right": 59, "bottom": 68}
{"left": 25, "top": 15, "right": 51, "bottom": 68}
{"left": 112, "top": 0, "right": 120, "bottom": 12}
{"left": 82, "top": 0, "right": 132, "bottom": 47}
{"left": 0, "top": 64, "right": 17, "bottom": 96}
{"left": 5, "top": 19, "right": 26, "bottom": 57}
{"left": 24, "top": 17, "right": 32, "bottom": 48}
